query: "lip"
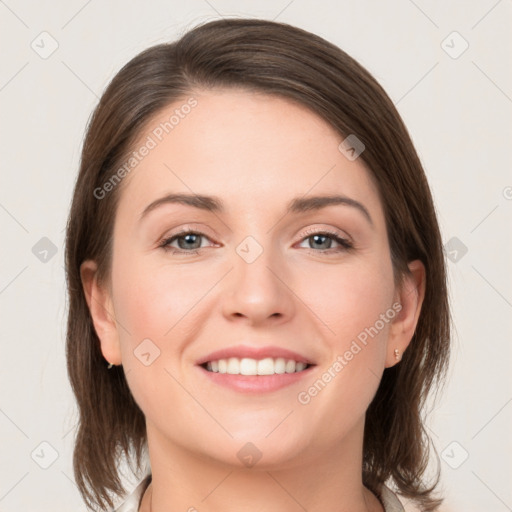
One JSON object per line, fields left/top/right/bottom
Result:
{"left": 197, "top": 364, "right": 316, "bottom": 394}
{"left": 195, "top": 344, "right": 315, "bottom": 366}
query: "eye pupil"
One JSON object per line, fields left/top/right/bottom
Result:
{"left": 311, "top": 234, "right": 331, "bottom": 250}
{"left": 179, "top": 233, "right": 201, "bottom": 249}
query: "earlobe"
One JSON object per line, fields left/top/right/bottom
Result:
{"left": 385, "top": 260, "right": 426, "bottom": 368}
{"left": 80, "top": 260, "right": 122, "bottom": 366}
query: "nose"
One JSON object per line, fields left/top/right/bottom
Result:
{"left": 221, "top": 241, "right": 295, "bottom": 326}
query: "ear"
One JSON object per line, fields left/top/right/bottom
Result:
{"left": 385, "top": 260, "right": 426, "bottom": 368}
{"left": 80, "top": 260, "right": 122, "bottom": 366}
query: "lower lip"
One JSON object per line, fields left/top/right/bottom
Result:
{"left": 197, "top": 365, "right": 315, "bottom": 394}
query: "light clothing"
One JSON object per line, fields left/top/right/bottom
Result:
{"left": 377, "top": 484, "right": 407, "bottom": 511}
{"left": 113, "top": 473, "right": 151, "bottom": 512}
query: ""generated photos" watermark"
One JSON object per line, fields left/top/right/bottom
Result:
{"left": 297, "top": 301, "right": 402, "bottom": 405}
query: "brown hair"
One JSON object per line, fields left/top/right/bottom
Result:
{"left": 65, "top": 17, "right": 450, "bottom": 511}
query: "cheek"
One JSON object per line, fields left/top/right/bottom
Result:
{"left": 301, "top": 257, "right": 395, "bottom": 397}
{"left": 302, "top": 257, "right": 395, "bottom": 344}
{"left": 110, "top": 254, "right": 212, "bottom": 420}
{"left": 111, "top": 253, "right": 210, "bottom": 345}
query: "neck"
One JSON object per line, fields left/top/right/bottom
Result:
{"left": 140, "top": 418, "right": 383, "bottom": 512}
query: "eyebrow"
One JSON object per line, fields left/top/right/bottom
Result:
{"left": 138, "top": 193, "right": 373, "bottom": 226}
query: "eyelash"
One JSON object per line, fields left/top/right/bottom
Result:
{"left": 158, "top": 227, "right": 354, "bottom": 257}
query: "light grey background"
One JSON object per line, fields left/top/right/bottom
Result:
{"left": 1, "top": 1, "right": 511, "bottom": 511}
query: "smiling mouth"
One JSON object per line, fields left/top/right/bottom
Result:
{"left": 200, "top": 357, "right": 313, "bottom": 376}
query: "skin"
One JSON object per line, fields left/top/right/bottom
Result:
{"left": 81, "top": 89, "right": 425, "bottom": 512}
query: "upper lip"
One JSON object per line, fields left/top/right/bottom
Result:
{"left": 196, "top": 345, "right": 316, "bottom": 366}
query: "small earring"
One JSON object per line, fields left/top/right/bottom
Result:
{"left": 107, "top": 362, "right": 114, "bottom": 369}
{"left": 394, "top": 349, "right": 401, "bottom": 362}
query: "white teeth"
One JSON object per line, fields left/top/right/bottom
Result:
{"left": 285, "top": 359, "right": 296, "bottom": 373}
{"left": 204, "top": 357, "right": 309, "bottom": 375}
{"left": 239, "top": 357, "right": 257, "bottom": 375}
{"left": 227, "top": 357, "right": 239, "bottom": 374}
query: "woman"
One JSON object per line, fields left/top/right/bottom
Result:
{"left": 65, "top": 18, "right": 450, "bottom": 512}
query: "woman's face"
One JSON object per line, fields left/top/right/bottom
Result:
{"left": 88, "top": 89, "right": 415, "bottom": 468}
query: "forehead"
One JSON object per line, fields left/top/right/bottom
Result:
{"left": 115, "top": 89, "right": 382, "bottom": 225}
